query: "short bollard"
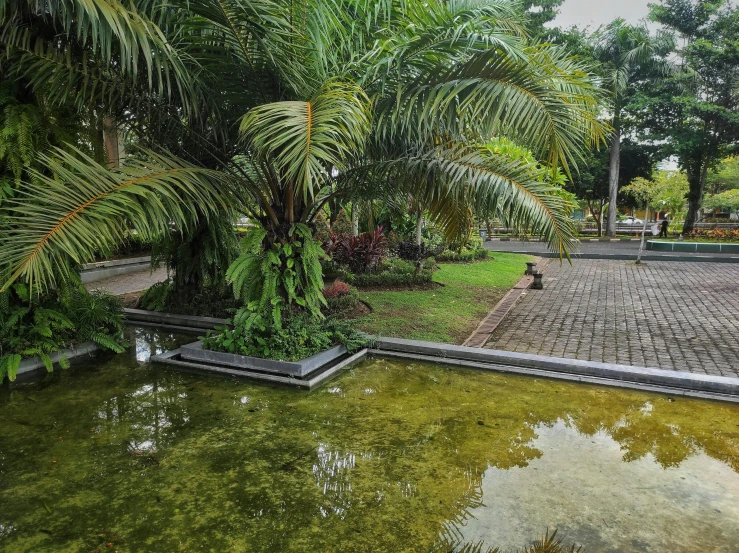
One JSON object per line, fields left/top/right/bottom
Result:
{"left": 531, "top": 272, "right": 543, "bottom": 290}
{"left": 525, "top": 262, "right": 537, "bottom": 275}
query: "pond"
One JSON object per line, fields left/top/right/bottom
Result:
{"left": 1, "top": 327, "right": 738, "bottom": 553}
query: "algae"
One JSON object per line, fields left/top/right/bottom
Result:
{"left": 0, "top": 327, "right": 738, "bottom": 552}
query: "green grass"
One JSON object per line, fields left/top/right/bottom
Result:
{"left": 352, "top": 252, "right": 533, "bottom": 344}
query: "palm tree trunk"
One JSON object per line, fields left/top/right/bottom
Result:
{"left": 606, "top": 124, "right": 621, "bottom": 237}
{"left": 103, "top": 116, "right": 124, "bottom": 168}
{"left": 351, "top": 208, "right": 359, "bottom": 236}
{"left": 414, "top": 211, "right": 424, "bottom": 245}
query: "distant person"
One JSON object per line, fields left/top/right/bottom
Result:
{"left": 660, "top": 218, "right": 669, "bottom": 238}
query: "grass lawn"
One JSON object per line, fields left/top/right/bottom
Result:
{"left": 352, "top": 252, "right": 533, "bottom": 344}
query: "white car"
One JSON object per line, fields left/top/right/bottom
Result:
{"left": 620, "top": 216, "right": 644, "bottom": 226}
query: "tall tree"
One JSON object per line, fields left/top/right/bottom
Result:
{"left": 638, "top": 0, "right": 739, "bottom": 233}
{"left": 566, "top": 139, "right": 656, "bottom": 235}
{"left": 591, "top": 19, "right": 674, "bottom": 237}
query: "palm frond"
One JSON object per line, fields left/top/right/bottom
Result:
{"left": 0, "top": 0, "right": 198, "bottom": 112}
{"left": 378, "top": 44, "right": 608, "bottom": 174}
{"left": 341, "top": 143, "right": 578, "bottom": 256}
{"left": 0, "top": 148, "right": 232, "bottom": 293}
{"left": 239, "top": 78, "right": 372, "bottom": 201}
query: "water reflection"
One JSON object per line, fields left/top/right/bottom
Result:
{"left": 0, "top": 338, "right": 738, "bottom": 553}
{"left": 455, "top": 421, "right": 739, "bottom": 552}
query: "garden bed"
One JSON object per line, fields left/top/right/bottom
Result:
{"left": 348, "top": 253, "right": 533, "bottom": 344}
{"left": 180, "top": 340, "right": 347, "bottom": 377}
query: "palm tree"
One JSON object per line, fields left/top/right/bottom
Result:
{"left": 591, "top": 19, "right": 673, "bottom": 237}
{"left": 1, "top": 0, "right": 607, "bottom": 314}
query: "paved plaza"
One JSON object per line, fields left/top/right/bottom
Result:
{"left": 485, "top": 259, "right": 739, "bottom": 378}
{"left": 84, "top": 266, "right": 168, "bottom": 296}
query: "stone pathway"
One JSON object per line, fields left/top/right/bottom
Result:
{"left": 84, "top": 267, "right": 168, "bottom": 296}
{"left": 485, "top": 259, "right": 739, "bottom": 378}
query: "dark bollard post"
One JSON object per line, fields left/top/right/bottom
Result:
{"left": 531, "top": 272, "right": 543, "bottom": 290}
{"left": 525, "top": 262, "right": 537, "bottom": 275}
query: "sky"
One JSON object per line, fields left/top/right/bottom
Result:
{"left": 551, "top": 0, "right": 652, "bottom": 30}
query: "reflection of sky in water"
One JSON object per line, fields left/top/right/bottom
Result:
{"left": 454, "top": 420, "right": 739, "bottom": 553}
{"left": 94, "top": 382, "right": 189, "bottom": 453}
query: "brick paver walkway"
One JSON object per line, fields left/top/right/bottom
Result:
{"left": 84, "top": 267, "right": 168, "bottom": 296}
{"left": 485, "top": 260, "right": 739, "bottom": 378}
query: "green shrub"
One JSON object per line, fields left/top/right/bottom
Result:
{"left": 0, "top": 280, "right": 126, "bottom": 382}
{"left": 346, "top": 269, "right": 433, "bottom": 287}
{"left": 140, "top": 281, "right": 236, "bottom": 318}
{"left": 201, "top": 310, "right": 368, "bottom": 361}
{"left": 435, "top": 247, "right": 489, "bottom": 262}
{"left": 331, "top": 208, "right": 354, "bottom": 237}
{"left": 323, "top": 282, "right": 360, "bottom": 314}
{"left": 312, "top": 210, "right": 332, "bottom": 243}
{"left": 140, "top": 281, "right": 171, "bottom": 311}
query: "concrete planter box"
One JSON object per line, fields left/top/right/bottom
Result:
{"left": 180, "top": 340, "right": 347, "bottom": 377}
{"left": 10, "top": 341, "right": 99, "bottom": 382}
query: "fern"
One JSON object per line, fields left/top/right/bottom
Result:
{"left": 0, "top": 277, "right": 126, "bottom": 382}
{"left": 226, "top": 224, "right": 328, "bottom": 326}
{"left": 0, "top": 354, "right": 21, "bottom": 382}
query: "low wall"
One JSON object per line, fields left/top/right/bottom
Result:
{"left": 646, "top": 240, "right": 739, "bottom": 254}
{"left": 80, "top": 256, "right": 152, "bottom": 284}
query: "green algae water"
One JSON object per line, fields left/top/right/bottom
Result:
{"left": 1, "top": 328, "right": 738, "bottom": 553}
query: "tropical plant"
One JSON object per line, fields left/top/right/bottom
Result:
{"left": 328, "top": 227, "right": 387, "bottom": 274}
{"left": 1, "top": 0, "right": 607, "bottom": 316}
{"left": 201, "top": 310, "right": 367, "bottom": 362}
{"left": 0, "top": 278, "right": 126, "bottom": 382}
{"left": 591, "top": 18, "right": 674, "bottom": 236}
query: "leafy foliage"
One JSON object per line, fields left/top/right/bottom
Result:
{"left": 0, "top": 278, "right": 125, "bottom": 382}
{"left": 623, "top": 171, "right": 689, "bottom": 218}
{"left": 331, "top": 209, "right": 354, "bottom": 238}
{"left": 226, "top": 224, "right": 327, "bottom": 324}
{"left": 0, "top": 147, "right": 231, "bottom": 293}
{"left": 327, "top": 227, "right": 387, "bottom": 274}
{"left": 322, "top": 280, "right": 351, "bottom": 299}
{"left": 344, "top": 259, "right": 434, "bottom": 288}
{"left": 201, "top": 311, "right": 368, "bottom": 362}
{"left": 702, "top": 189, "right": 739, "bottom": 215}
{"left": 632, "top": 0, "right": 739, "bottom": 232}
{"left": 435, "top": 247, "right": 490, "bottom": 263}
{"left": 0, "top": 0, "right": 608, "bottom": 306}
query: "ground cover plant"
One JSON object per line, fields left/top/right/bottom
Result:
{"left": 201, "top": 309, "right": 367, "bottom": 362}
{"left": 352, "top": 253, "right": 532, "bottom": 344}
{"left": 0, "top": 280, "right": 126, "bottom": 382}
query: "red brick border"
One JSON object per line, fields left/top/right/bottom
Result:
{"left": 462, "top": 258, "right": 550, "bottom": 348}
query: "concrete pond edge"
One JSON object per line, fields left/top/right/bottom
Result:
{"left": 125, "top": 309, "right": 739, "bottom": 402}
{"left": 12, "top": 341, "right": 100, "bottom": 381}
